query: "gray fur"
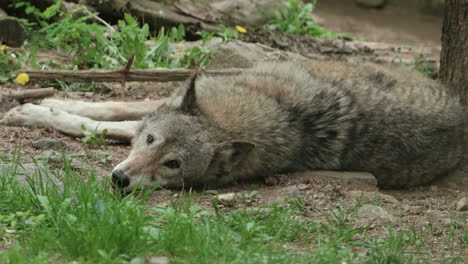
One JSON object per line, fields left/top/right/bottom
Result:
{"left": 114, "top": 60, "right": 464, "bottom": 190}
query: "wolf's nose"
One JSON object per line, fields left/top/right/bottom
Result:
{"left": 111, "top": 169, "right": 130, "bottom": 188}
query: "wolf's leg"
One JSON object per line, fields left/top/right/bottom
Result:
{"left": 1, "top": 104, "right": 140, "bottom": 141}
{"left": 39, "top": 98, "right": 166, "bottom": 121}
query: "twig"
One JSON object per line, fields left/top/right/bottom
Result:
{"left": 123, "top": 54, "right": 135, "bottom": 73}
{"left": 84, "top": 8, "right": 115, "bottom": 32}
{"left": 21, "top": 68, "right": 245, "bottom": 83}
{"left": 121, "top": 54, "right": 135, "bottom": 88}
{"left": 8, "top": 88, "right": 56, "bottom": 101}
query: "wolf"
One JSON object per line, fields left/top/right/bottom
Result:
{"left": 109, "top": 60, "right": 464, "bottom": 192}
{"left": 1, "top": 60, "right": 463, "bottom": 191}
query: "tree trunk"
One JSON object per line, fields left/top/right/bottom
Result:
{"left": 440, "top": 1, "right": 468, "bottom": 187}
{"left": 440, "top": 0, "right": 468, "bottom": 105}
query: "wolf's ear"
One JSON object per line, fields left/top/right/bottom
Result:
{"left": 178, "top": 70, "right": 199, "bottom": 113}
{"left": 204, "top": 140, "right": 255, "bottom": 184}
{"left": 211, "top": 140, "right": 255, "bottom": 171}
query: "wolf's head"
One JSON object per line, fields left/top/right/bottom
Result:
{"left": 111, "top": 73, "right": 255, "bottom": 192}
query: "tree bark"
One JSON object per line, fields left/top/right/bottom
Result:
{"left": 0, "top": 17, "right": 27, "bottom": 47}
{"left": 440, "top": 0, "right": 468, "bottom": 105}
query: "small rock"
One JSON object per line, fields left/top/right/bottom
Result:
{"left": 456, "top": 197, "right": 468, "bottom": 211}
{"left": 147, "top": 256, "right": 170, "bottom": 264}
{"left": 217, "top": 193, "right": 236, "bottom": 206}
{"left": 355, "top": 0, "right": 386, "bottom": 8}
{"left": 208, "top": 40, "right": 265, "bottom": 69}
{"left": 0, "top": 163, "right": 63, "bottom": 191}
{"left": 210, "top": 0, "right": 280, "bottom": 25}
{"left": 297, "top": 183, "right": 309, "bottom": 190}
{"left": 286, "top": 185, "right": 301, "bottom": 198}
{"left": 207, "top": 40, "right": 307, "bottom": 70}
{"left": 205, "top": 190, "right": 218, "bottom": 195}
{"left": 349, "top": 190, "right": 398, "bottom": 204}
{"left": 313, "top": 193, "right": 326, "bottom": 199}
{"left": 0, "top": 8, "right": 7, "bottom": 17}
{"left": 357, "top": 204, "right": 394, "bottom": 222}
{"left": 306, "top": 170, "right": 377, "bottom": 186}
{"left": 0, "top": 163, "right": 47, "bottom": 183}
{"left": 403, "top": 205, "right": 424, "bottom": 215}
{"left": 32, "top": 139, "right": 64, "bottom": 150}
{"left": 441, "top": 218, "right": 461, "bottom": 228}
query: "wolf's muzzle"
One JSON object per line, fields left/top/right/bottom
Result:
{"left": 111, "top": 169, "right": 130, "bottom": 189}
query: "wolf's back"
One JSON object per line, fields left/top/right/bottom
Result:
{"left": 193, "top": 60, "right": 463, "bottom": 188}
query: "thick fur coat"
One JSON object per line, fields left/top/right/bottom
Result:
{"left": 112, "top": 60, "right": 464, "bottom": 191}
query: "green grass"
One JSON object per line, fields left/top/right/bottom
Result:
{"left": 0, "top": 155, "right": 465, "bottom": 263}
{"left": 1, "top": 0, "right": 347, "bottom": 85}
{"left": 1, "top": 1, "right": 213, "bottom": 83}
{"left": 266, "top": 0, "right": 349, "bottom": 39}
{"left": 78, "top": 125, "right": 108, "bottom": 146}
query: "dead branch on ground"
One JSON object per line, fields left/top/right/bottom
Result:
{"left": 22, "top": 68, "right": 245, "bottom": 83}
{"left": 8, "top": 88, "right": 56, "bottom": 101}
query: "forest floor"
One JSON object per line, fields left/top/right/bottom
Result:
{"left": 0, "top": 1, "right": 466, "bottom": 263}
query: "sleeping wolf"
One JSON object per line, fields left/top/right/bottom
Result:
{"left": 111, "top": 60, "right": 464, "bottom": 192}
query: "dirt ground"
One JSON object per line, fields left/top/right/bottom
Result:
{"left": 0, "top": 1, "right": 466, "bottom": 261}
{"left": 315, "top": 0, "right": 443, "bottom": 46}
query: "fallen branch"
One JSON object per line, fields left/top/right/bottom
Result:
{"left": 22, "top": 68, "right": 245, "bottom": 83}
{"left": 8, "top": 88, "right": 56, "bottom": 101}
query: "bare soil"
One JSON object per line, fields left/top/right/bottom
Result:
{"left": 315, "top": 0, "right": 443, "bottom": 46}
{"left": 0, "top": 1, "right": 466, "bottom": 261}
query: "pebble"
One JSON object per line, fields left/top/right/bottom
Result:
{"left": 216, "top": 193, "right": 236, "bottom": 206}
{"left": 404, "top": 205, "right": 424, "bottom": 215}
{"left": 147, "top": 256, "right": 170, "bottom": 264}
{"left": 357, "top": 204, "right": 394, "bottom": 222}
{"left": 32, "top": 138, "right": 64, "bottom": 150}
{"left": 286, "top": 185, "right": 301, "bottom": 198}
{"left": 349, "top": 190, "right": 399, "bottom": 204}
{"left": 441, "top": 218, "right": 461, "bottom": 228}
{"left": 456, "top": 197, "right": 468, "bottom": 211}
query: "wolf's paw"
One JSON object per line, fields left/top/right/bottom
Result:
{"left": 1, "top": 104, "right": 53, "bottom": 127}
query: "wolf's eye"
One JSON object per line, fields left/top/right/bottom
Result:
{"left": 164, "top": 160, "right": 180, "bottom": 169}
{"left": 147, "top": 134, "right": 154, "bottom": 145}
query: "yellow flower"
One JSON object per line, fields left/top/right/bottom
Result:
{"left": 0, "top": 45, "right": 8, "bottom": 51}
{"left": 15, "top": 73, "right": 30, "bottom": 85}
{"left": 235, "top": 25, "right": 247, "bottom": 33}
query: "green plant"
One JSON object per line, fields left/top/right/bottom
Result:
{"left": 413, "top": 54, "right": 433, "bottom": 78}
{"left": 236, "top": 191, "right": 259, "bottom": 205}
{"left": 8, "top": 1, "right": 212, "bottom": 80}
{"left": 78, "top": 125, "right": 108, "bottom": 146}
{"left": 0, "top": 47, "right": 28, "bottom": 82}
{"left": 0, "top": 154, "right": 466, "bottom": 263}
{"left": 267, "top": 0, "right": 348, "bottom": 39}
{"left": 0, "top": 152, "right": 11, "bottom": 162}
{"left": 216, "top": 25, "right": 239, "bottom": 42}
{"left": 196, "top": 31, "right": 215, "bottom": 45}
{"left": 97, "top": 151, "right": 111, "bottom": 165}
